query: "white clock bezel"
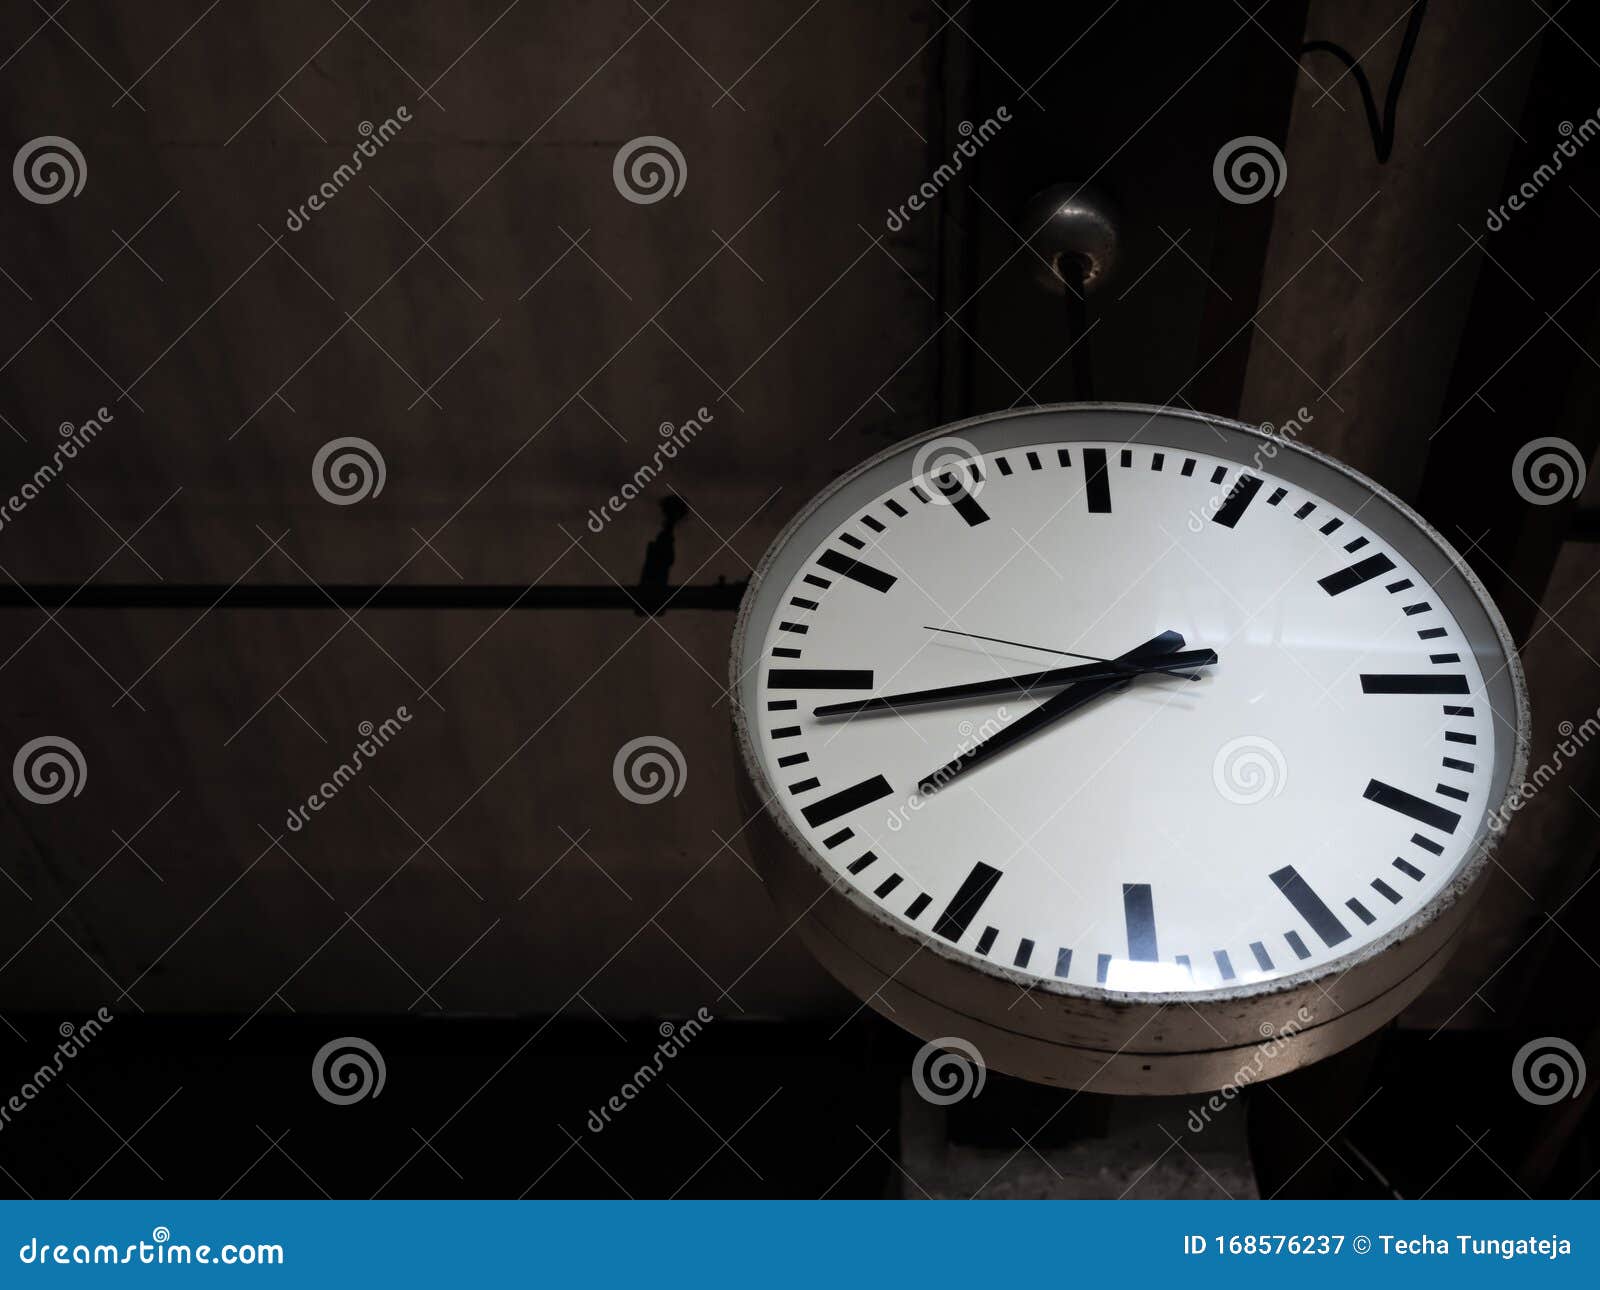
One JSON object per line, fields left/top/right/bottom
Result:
{"left": 730, "top": 403, "right": 1529, "bottom": 1090}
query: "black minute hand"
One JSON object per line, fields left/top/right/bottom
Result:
{"left": 915, "top": 630, "right": 1190, "bottom": 796}
{"left": 813, "top": 649, "right": 1215, "bottom": 717}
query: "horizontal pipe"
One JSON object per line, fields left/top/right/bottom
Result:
{"left": 0, "top": 582, "right": 749, "bottom": 611}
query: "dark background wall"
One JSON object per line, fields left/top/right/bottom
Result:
{"left": 0, "top": 0, "right": 1596, "bottom": 1199}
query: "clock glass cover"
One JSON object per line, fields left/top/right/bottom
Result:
{"left": 735, "top": 407, "right": 1520, "bottom": 1003}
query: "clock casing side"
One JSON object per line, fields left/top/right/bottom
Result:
{"left": 729, "top": 404, "right": 1530, "bottom": 1094}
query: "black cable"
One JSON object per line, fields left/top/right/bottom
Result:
{"left": 1300, "top": 0, "right": 1428, "bottom": 164}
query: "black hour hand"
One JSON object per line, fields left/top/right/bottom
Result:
{"left": 915, "top": 630, "right": 1190, "bottom": 796}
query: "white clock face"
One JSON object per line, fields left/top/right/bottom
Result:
{"left": 743, "top": 430, "right": 1505, "bottom": 996}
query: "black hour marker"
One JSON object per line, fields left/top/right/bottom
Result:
{"left": 1393, "top": 858, "right": 1425, "bottom": 881}
{"left": 996, "top": 457, "right": 1012, "bottom": 477}
{"left": 1014, "top": 938, "right": 1034, "bottom": 969}
{"left": 1053, "top": 947, "right": 1073, "bottom": 978}
{"left": 1412, "top": 833, "right": 1444, "bottom": 855}
{"left": 1345, "top": 536, "right": 1369, "bottom": 552}
{"left": 771, "top": 647, "right": 801, "bottom": 659}
{"left": 911, "top": 485, "right": 930, "bottom": 503}
{"left": 1215, "top": 950, "right": 1236, "bottom": 980}
{"left": 886, "top": 498, "right": 907, "bottom": 517}
{"left": 803, "top": 574, "right": 830, "bottom": 589}
{"left": 975, "top": 926, "right": 998, "bottom": 956}
{"left": 1442, "top": 756, "right": 1474, "bottom": 772}
{"left": 801, "top": 774, "right": 894, "bottom": 828}
{"left": 1385, "top": 578, "right": 1413, "bottom": 593}
{"left": 1120, "top": 448, "right": 1133, "bottom": 467}
{"left": 1026, "top": 451, "right": 1041, "bottom": 470}
{"left": 1284, "top": 930, "right": 1311, "bottom": 960}
{"left": 1267, "top": 486, "right": 1287, "bottom": 505}
{"left": 1445, "top": 731, "right": 1476, "bottom": 744}
{"left": 1319, "top": 552, "right": 1396, "bottom": 595}
{"left": 823, "top": 828, "right": 853, "bottom": 848}
{"left": 861, "top": 515, "right": 885, "bottom": 533}
{"left": 1360, "top": 674, "right": 1469, "bottom": 694}
{"left": 838, "top": 533, "right": 864, "bottom": 550}
{"left": 1175, "top": 954, "right": 1192, "bottom": 972}
{"left": 1152, "top": 452, "right": 1165, "bottom": 471}
{"left": 1096, "top": 953, "right": 1111, "bottom": 984}
{"left": 1123, "top": 883, "right": 1158, "bottom": 961}
{"left": 817, "top": 548, "right": 897, "bottom": 593}
{"left": 1269, "top": 865, "right": 1351, "bottom": 947}
{"left": 1402, "top": 602, "right": 1431, "bottom": 616}
{"left": 788, "top": 777, "right": 820, "bottom": 794}
{"left": 1372, "top": 878, "right": 1402, "bottom": 904}
{"left": 771, "top": 726, "right": 800, "bottom": 739}
{"left": 1418, "top": 627, "right": 1447, "bottom": 639}
{"left": 906, "top": 893, "right": 931, "bottom": 920}
{"left": 1443, "top": 705, "right": 1474, "bottom": 717}
{"left": 768, "top": 668, "right": 875, "bottom": 689}
{"left": 874, "top": 873, "right": 901, "bottom": 899}
{"left": 778, "top": 621, "right": 808, "bottom": 634}
{"left": 1320, "top": 518, "right": 1343, "bottom": 535}
{"left": 1211, "top": 474, "right": 1263, "bottom": 528}
{"left": 1346, "top": 898, "right": 1375, "bottom": 925}
{"left": 1056, "top": 447, "right": 1072, "bottom": 467}
{"left": 847, "top": 852, "right": 876, "bottom": 875}
{"left": 790, "top": 596, "right": 818, "bottom": 610}
{"left": 778, "top": 753, "right": 808, "bottom": 768}
{"left": 1250, "top": 941, "right": 1273, "bottom": 971}
{"left": 933, "top": 862, "right": 1002, "bottom": 943}
{"left": 1181, "top": 457, "right": 1196, "bottom": 476}
{"left": 1436, "top": 783, "right": 1468, "bottom": 801}
{"left": 1210, "top": 465, "right": 1228, "bottom": 485}
{"left": 1363, "top": 779, "right": 1460, "bottom": 834}
{"left": 1294, "top": 501, "right": 1316, "bottom": 520}
{"left": 935, "top": 472, "right": 990, "bottom": 527}
{"left": 1083, "top": 447, "right": 1111, "bottom": 512}
{"left": 768, "top": 700, "right": 796, "bottom": 711}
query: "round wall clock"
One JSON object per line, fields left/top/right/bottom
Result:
{"left": 730, "top": 404, "right": 1527, "bottom": 1094}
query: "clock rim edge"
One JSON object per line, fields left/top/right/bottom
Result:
{"left": 728, "top": 401, "right": 1531, "bottom": 1012}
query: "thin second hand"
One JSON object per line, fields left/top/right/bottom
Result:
{"left": 923, "top": 625, "right": 1196, "bottom": 678}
